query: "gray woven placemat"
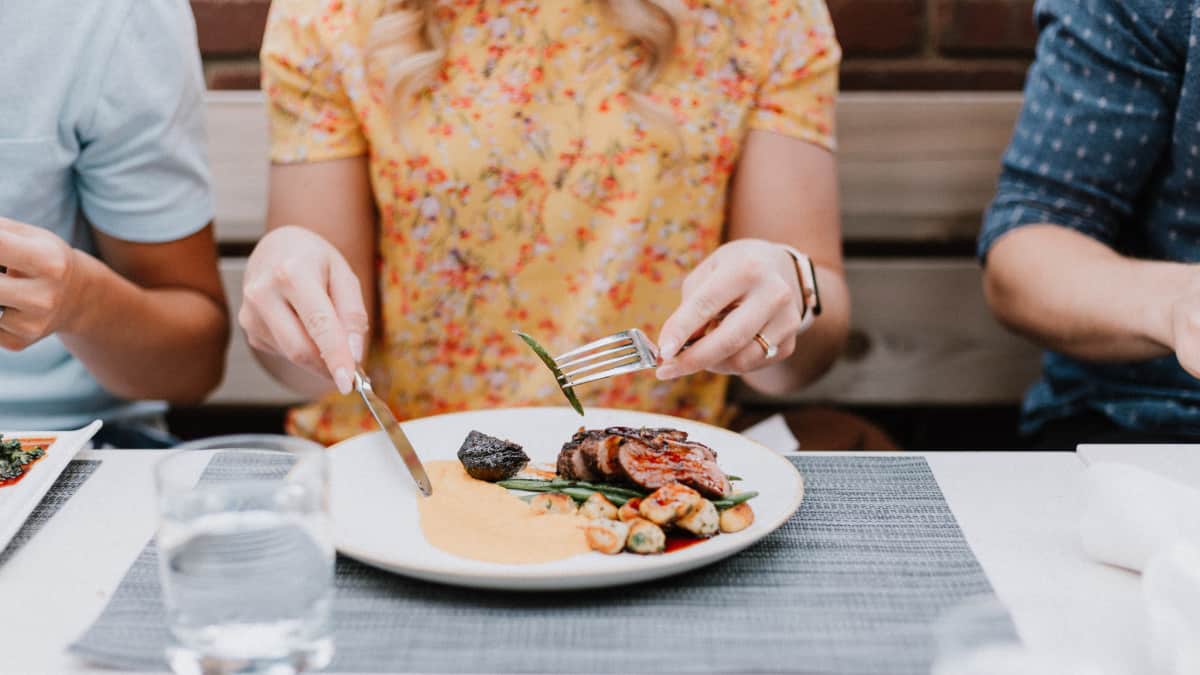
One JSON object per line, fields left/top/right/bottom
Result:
{"left": 0, "top": 459, "right": 101, "bottom": 567}
{"left": 71, "top": 456, "right": 1016, "bottom": 674}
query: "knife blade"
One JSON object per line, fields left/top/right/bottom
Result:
{"left": 353, "top": 370, "right": 433, "bottom": 497}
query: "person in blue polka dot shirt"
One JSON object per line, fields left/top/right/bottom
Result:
{"left": 979, "top": 0, "right": 1200, "bottom": 447}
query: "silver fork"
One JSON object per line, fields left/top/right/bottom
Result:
{"left": 553, "top": 328, "right": 662, "bottom": 388}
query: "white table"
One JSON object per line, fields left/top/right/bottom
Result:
{"left": 1079, "top": 444, "right": 1200, "bottom": 487}
{"left": 0, "top": 448, "right": 1172, "bottom": 674}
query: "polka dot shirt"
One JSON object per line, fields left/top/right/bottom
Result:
{"left": 978, "top": 0, "right": 1200, "bottom": 436}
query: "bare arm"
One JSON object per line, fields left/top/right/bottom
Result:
{"left": 984, "top": 224, "right": 1189, "bottom": 363}
{"left": 728, "top": 130, "right": 850, "bottom": 394}
{"left": 0, "top": 218, "right": 229, "bottom": 403}
{"left": 976, "top": 2, "right": 1191, "bottom": 369}
{"left": 241, "top": 157, "right": 377, "bottom": 397}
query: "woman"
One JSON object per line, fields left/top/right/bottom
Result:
{"left": 0, "top": 1, "right": 228, "bottom": 443}
{"left": 244, "top": 0, "right": 850, "bottom": 445}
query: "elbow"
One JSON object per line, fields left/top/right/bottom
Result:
{"left": 981, "top": 261, "right": 1030, "bottom": 337}
{"left": 169, "top": 310, "right": 232, "bottom": 405}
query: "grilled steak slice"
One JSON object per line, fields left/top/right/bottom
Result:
{"left": 617, "top": 436, "right": 731, "bottom": 499}
{"left": 557, "top": 426, "right": 731, "bottom": 498}
{"left": 557, "top": 428, "right": 602, "bottom": 481}
{"left": 590, "top": 434, "right": 625, "bottom": 481}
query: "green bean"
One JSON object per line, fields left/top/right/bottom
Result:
{"left": 712, "top": 491, "right": 759, "bottom": 510}
{"left": 498, "top": 478, "right": 644, "bottom": 499}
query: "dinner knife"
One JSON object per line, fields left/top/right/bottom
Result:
{"left": 353, "top": 369, "right": 433, "bottom": 497}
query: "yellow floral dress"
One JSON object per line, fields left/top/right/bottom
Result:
{"left": 262, "top": 0, "right": 840, "bottom": 445}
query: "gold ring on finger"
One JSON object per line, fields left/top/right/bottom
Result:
{"left": 754, "top": 332, "right": 777, "bottom": 359}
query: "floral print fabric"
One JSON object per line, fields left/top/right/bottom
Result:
{"left": 262, "top": 0, "right": 840, "bottom": 445}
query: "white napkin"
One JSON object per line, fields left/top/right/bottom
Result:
{"left": 740, "top": 414, "right": 800, "bottom": 454}
{"left": 1079, "top": 461, "right": 1200, "bottom": 572}
{"left": 1144, "top": 541, "right": 1200, "bottom": 675}
{"left": 1080, "top": 462, "right": 1200, "bottom": 675}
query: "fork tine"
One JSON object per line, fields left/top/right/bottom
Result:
{"left": 554, "top": 332, "right": 632, "bottom": 362}
{"left": 566, "top": 361, "right": 653, "bottom": 387}
{"left": 557, "top": 343, "right": 640, "bottom": 371}
{"left": 561, "top": 351, "right": 643, "bottom": 380}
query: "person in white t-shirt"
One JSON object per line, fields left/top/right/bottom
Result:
{"left": 0, "top": 1, "right": 228, "bottom": 441}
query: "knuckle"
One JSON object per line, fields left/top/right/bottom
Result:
{"left": 236, "top": 305, "right": 258, "bottom": 333}
{"left": 41, "top": 246, "right": 69, "bottom": 279}
{"left": 272, "top": 262, "right": 299, "bottom": 289}
{"left": 245, "top": 334, "right": 269, "bottom": 353}
{"left": 768, "top": 280, "right": 793, "bottom": 306}
{"left": 343, "top": 311, "right": 369, "bottom": 333}
{"left": 302, "top": 311, "right": 338, "bottom": 340}
{"left": 243, "top": 280, "right": 273, "bottom": 306}
{"left": 735, "top": 260, "right": 761, "bottom": 285}
{"left": 693, "top": 293, "right": 722, "bottom": 320}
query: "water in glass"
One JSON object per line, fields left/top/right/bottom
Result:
{"left": 156, "top": 449, "right": 334, "bottom": 674}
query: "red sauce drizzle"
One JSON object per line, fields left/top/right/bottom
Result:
{"left": 0, "top": 437, "right": 55, "bottom": 488}
{"left": 664, "top": 535, "right": 706, "bottom": 553}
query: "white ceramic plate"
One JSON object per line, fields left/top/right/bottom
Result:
{"left": 329, "top": 407, "right": 804, "bottom": 590}
{"left": 0, "top": 420, "right": 102, "bottom": 552}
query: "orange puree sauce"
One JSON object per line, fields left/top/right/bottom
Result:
{"left": 417, "top": 460, "right": 590, "bottom": 564}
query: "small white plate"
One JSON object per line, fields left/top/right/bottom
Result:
{"left": 0, "top": 420, "right": 102, "bottom": 553}
{"left": 329, "top": 407, "right": 804, "bottom": 591}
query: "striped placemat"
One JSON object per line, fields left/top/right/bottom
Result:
{"left": 0, "top": 459, "right": 101, "bottom": 567}
{"left": 72, "top": 455, "right": 1016, "bottom": 674}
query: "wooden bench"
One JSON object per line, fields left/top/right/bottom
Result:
{"left": 201, "top": 90, "right": 1040, "bottom": 427}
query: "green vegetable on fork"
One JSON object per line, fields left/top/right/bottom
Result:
{"left": 515, "top": 331, "right": 585, "bottom": 415}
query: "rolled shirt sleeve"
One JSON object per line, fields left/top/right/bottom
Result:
{"left": 978, "top": 0, "right": 1182, "bottom": 261}
{"left": 73, "top": 1, "right": 213, "bottom": 243}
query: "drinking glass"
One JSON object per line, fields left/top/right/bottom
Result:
{"left": 155, "top": 447, "right": 335, "bottom": 674}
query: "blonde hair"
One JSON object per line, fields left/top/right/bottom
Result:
{"left": 367, "top": 0, "right": 684, "bottom": 126}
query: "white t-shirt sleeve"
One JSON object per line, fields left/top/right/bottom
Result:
{"left": 74, "top": 1, "right": 213, "bottom": 243}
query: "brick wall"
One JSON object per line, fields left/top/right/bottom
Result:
{"left": 194, "top": 0, "right": 1037, "bottom": 91}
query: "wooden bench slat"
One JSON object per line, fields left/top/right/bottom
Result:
{"left": 771, "top": 259, "right": 1041, "bottom": 405}
{"left": 208, "top": 92, "right": 270, "bottom": 245}
{"left": 207, "top": 91, "right": 1023, "bottom": 245}
{"left": 210, "top": 258, "right": 1040, "bottom": 407}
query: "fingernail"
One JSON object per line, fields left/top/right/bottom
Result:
{"left": 656, "top": 365, "right": 678, "bottom": 381}
{"left": 349, "top": 333, "right": 364, "bottom": 362}
{"left": 659, "top": 338, "right": 680, "bottom": 360}
{"left": 334, "top": 368, "right": 352, "bottom": 395}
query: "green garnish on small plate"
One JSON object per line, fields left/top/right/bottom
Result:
{"left": 514, "top": 331, "right": 585, "bottom": 415}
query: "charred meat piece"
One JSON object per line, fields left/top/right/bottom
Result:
{"left": 557, "top": 428, "right": 603, "bottom": 481}
{"left": 555, "top": 427, "right": 731, "bottom": 499}
{"left": 581, "top": 434, "right": 625, "bottom": 482}
{"left": 457, "top": 431, "right": 530, "bottom": 482}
